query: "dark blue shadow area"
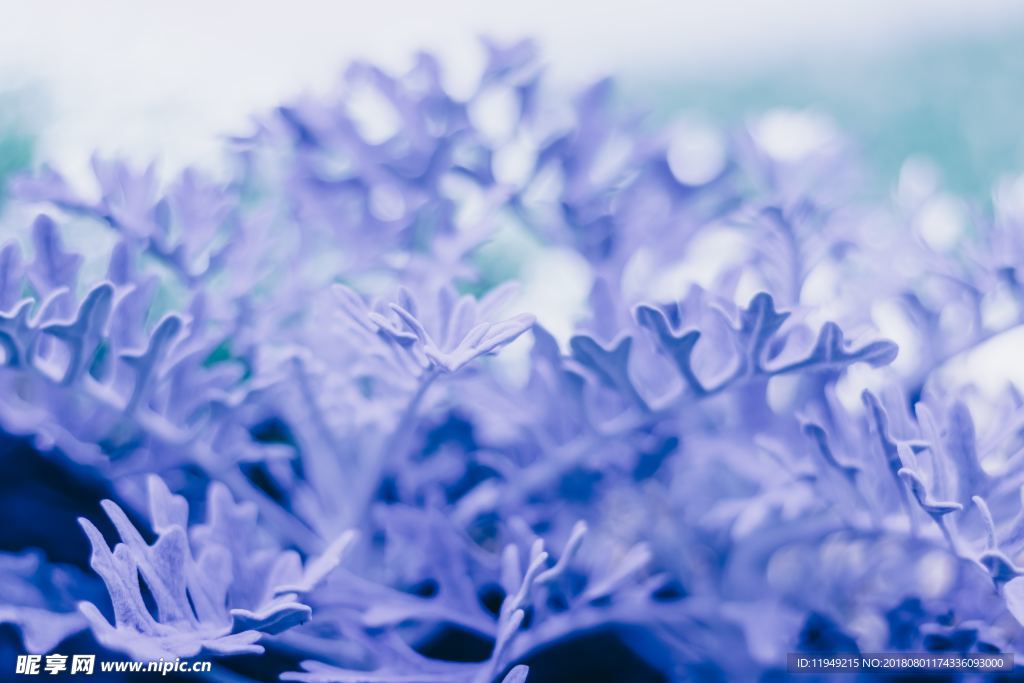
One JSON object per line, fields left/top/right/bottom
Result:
{"left": 0, "top": 434, "right": 119, "bottom": 568}
{"left": 500, "top": 627, "right": 669, "bottom": 683}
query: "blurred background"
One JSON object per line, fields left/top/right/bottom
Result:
{"left": 1, "top": 0, "right": 1023, "bottom": 199}
{"left": 2, "top": 0, "right": 1024, "bottom": 399}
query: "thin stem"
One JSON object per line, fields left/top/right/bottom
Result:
{"left": 222, "top": 468, "right": 322, "bottom": 553}
{"left": 351, "top": 368, "right": 440, "bottom": 527}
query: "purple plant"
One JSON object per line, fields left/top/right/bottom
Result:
{"left": 2, "top": 39, "right": 1024, "bottom": 681}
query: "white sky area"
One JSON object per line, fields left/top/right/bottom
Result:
{"left": 1, "top": 0, "right": 1022, "bottom": 183}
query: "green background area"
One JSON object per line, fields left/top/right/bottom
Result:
{"left": 0, "top": 90, "right": 34, "bottom": 203}
{"left": 624, "top": 28, "right": 1024, "bottom": 198}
